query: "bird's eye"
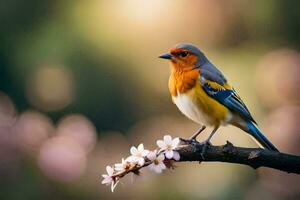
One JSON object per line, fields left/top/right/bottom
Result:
{"left": 180, "top": 51, "right": 189, "bottom": 58}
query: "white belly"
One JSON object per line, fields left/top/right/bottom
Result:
{"left": 172, "top": 91, "right": 212, "bottom": 125}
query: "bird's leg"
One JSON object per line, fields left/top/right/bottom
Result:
{"left": 189, "top": 125, "right": 207, "bottom": 140}
{"left": 200, "top": 126, "right": 219, "bottom": 159}
{"left": 180, "top": 125, "right": 206, "bottom": 144}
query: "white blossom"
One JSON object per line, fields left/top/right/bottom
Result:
{"left": 102, "top": 135, "right": 182, "bottom": 192}
{"left": 146, "top": 150, "right": 158, "bottom": 161}
{"left": 147, "top": 151, "right": 166, "bottom": 173}
{"left": 127, "top": 143, "right": 149, "bottom": 166}
{"left": 101, "top": 165, "right": 119, "bottom": 192}
{"left": 101, "top": 166, "right": 114, "bottom": 185}
{"left": 156, "top": 135, "right": 180, "bottom": 160}
{"left": 114, "top": 158, "right": 132, "bottom": 172}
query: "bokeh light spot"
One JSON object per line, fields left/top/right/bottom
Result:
{"left": 57, "top": 114, "right": 97, "bottom": 154}
{"left": 26, "top": 66, "right": 74, "bottom": 112}
{"left": 15, "top": 110, "right": 54, "bottom": 155}
{"left": 38, "top": 136, "right": 86, "bottom": 182}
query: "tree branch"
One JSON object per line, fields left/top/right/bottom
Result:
{"left": 177, "top": 141, "right": 300, "bottom": 174}
{"left": 102, "top": 135, "right": 300, "bottom": 192}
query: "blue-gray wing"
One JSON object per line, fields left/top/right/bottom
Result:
{"left": 200, "top": 73, "right": 256, "bottom": 124}
{"left": 199, "top": 62, "right": 227, "bottom": 85}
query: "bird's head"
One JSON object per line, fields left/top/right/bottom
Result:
{"left": 159, "top": 43, "right": 208, "bottom": 70}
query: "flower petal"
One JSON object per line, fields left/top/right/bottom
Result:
{"left": 142, "top": 150, "right": 149, "bottom": 157}
{"left": 138, "top": 157, "right": 145, "bottom": 166}
{"left": 106, "top": 166, "right": 114, "bottom": 176}
{"left": 154, "top": 166, "right": 162, "bottom": 173}
{"left": 130, "top": 146, "right": 138, "bottom": 155}
{"left": 165, "top": 150, "right": 173, "bottom": 159}
{"left": 102, "top": 174, "right": 108, "bottom": 178}
{"left": 125, "top": 155, "right": 135, "bottom": 162}
{"left": 147, "top": 163, "right": 155, "bottom": 171}
{"left": 157, "top": 140, "right": 166, "bottom": 149}
{"left": 126, "top": 155, "right": 133, "bottom": 162}
{"left": 173, "top": 150, "right": 180, "bottom": 161}
{"left": 114, "top": 163, "right": 122, "bottom": 168}
{"left": 163, "top": 135, "right": 172, "bottom": 145}
{"left": 114, "top": 164, "right": 124, "bottom": 172}
{"left": 131, "top": 156, "right": 140, "bottom": 164}
{"left": 137, "top": 143, "right": 144, "bottom": 152}
{"left": 102, "top": 177, "right": 112, "bottom": 185}
{"left": 172, "top": 137, "right": 180, "bottom": 148}
{"left": 147, "top": 151, "right": 156, "bottom": 161}
{"left": 157, "top": 154, "right": 165, "bottom": 162}
{"left": 159, "top": 162, "right": 166, "bottom": 170}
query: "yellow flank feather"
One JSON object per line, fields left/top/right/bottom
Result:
{"left": 205, "top": 80, "right": 232, "bottom": 90}
{"left": 191, "top": 81, "right": 229, "bottom": 125}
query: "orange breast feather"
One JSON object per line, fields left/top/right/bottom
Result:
{"left": 168, "top": 68, "right": 199, "bottom": 97}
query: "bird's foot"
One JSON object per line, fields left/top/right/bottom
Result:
{"left": 180, "top": 137, "right": 198, "bottom": 145}
{"left": 199, "top": 140, "right": 212, "bottom": 160}
{"left": 180, "top": 126, "right": 206, "bottom": 145}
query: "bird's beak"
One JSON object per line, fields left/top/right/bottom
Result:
{"left": 158, "top": 53, "right": 173, "bottom": 60}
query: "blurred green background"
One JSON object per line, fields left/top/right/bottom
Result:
{"left": 1, "top": 0, "right": 300, "bottom": 199}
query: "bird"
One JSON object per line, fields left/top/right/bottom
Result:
{"left": 159, "top": 43, "right": 279, "bottom": 152}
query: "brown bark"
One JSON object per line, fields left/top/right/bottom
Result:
{"left": 177, "top": 141, "right": 300, "bottom": 174}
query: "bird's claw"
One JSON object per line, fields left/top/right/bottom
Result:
{"left": 200, "top": 140, "right": 212, "bottom": 160}
{"left": 180, "top": 137, "right": 198, "bottom": 145}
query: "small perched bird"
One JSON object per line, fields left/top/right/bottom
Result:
{"left": 159, "top": 43, "right": 278, "bottom": 152}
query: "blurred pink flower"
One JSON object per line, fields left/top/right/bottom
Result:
{"left": 57, "top": 114, "right": 97, "bottom": 154}
{"left": 38, "top": 136, "right": 86, "bottom": 182}
{"left": 15, "top": 111, "right": 54, "bottom": 155}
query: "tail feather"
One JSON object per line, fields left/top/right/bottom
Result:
{"left": 247, "top": 122, "right": 279, "bottom": 152}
